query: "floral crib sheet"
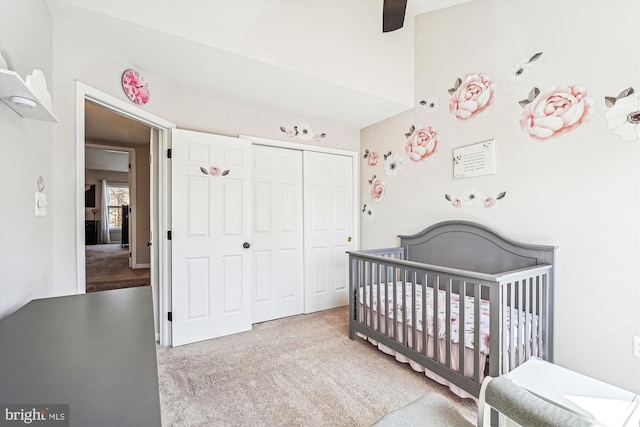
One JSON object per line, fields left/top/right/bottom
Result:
{"left": 359, "top": 283, "right": 537, "bottom": 356}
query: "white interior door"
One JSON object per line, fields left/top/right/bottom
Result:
{"left": 252, "top": 145, "right": 304, "bottom": 323}
{"left": 303, "top": 151, "right": 354, "bottom": 313}
{"left": 171, "top": 129, "right": 252, "bottom": 346}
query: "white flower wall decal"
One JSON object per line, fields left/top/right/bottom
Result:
{"left": 508, "top": 52, "right": 543, "bottom": 82}
{"left": 280, "top": 124, "right": 326, "bottom": 141}
{"left": 419, "top": 97, "right": 439, "bottom": 113}
{"left": 605, "top": 87, "right": 640, "bottom": 140}
{"left": 445, "top": 191, "right": 506, "bottom": 208}
{"left": 362, "top": 204, "right": 375, "bottom": 221}
{"left": 383, "top": 152, "right": 403, "bottom": 178}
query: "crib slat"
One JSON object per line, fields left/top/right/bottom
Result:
{"left": 371, "top": 263, "right": 384, "bottom": 332}
{"left": 376, "top": 263, "right": 381, "bottom": 334}
{"left": 411, "top": 271, "right": 417, "bottom": 351}
{"left": 532, "top": 275, "right": 538, "bottom": 357}
{"left": 357, "top": 259, "right": 362, "bottom": 324}
{"left": 393, "top": 267, "right": 398, "bottom": 344}
{"left": 525, "top": 277, "right": 531, "bottom": 360}
{"left": 445, "top": 278, "right": 451, "bottom": 369}
{"left": 489, "top": 282, "right": 504, "bottom": 378}
{"left": 473, "top": 283, "right": 481, "bottom": 383}
{"left": 518, "top": 279, "right": 523, "bottom": 366}
{"left": 379, "top": 265, "right": 389, "bottom": 337}
{"left": 537, "top": 275, "right": 543, "bottom": 358}
{"left": 509, "top": 282, "right": 516, "bottom": 371}
{"left": 433, "top": 276, "right": 439, "bottom": 363}
{"left": 458, "top": 281, "right": 466, "bottom": 376}
{"left": 422, "top": 273, "right": 427, "bottom": 358}
{"left": 543, "top": 273, "right": 549, "bottom": 358}
{"left": 401, "top": 269, "right": 407, "bottom": 347}
{"left": 501, "top": 283, "right": 508, "bottom": 373}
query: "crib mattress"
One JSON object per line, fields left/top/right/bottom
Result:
{"left": 359, "top": 283, "right": 536, "bottom": 355}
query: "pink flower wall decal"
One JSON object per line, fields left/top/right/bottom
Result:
{"left": 280, "top": 125, "right": 326, "bottom": 141}
{"left": 405, "top": 125, "right": 438, "bottom": 161}
{"left": 445, "top": 191, "right": 505, "bottom": 208}
{"left": 200, "top": 166, "right": 229, "bottom": 177}
{"left": 449, "top": 74, "right": 496, "bottom": 120}
{"left": 363, "top": 149, "right": 379, "bottom": 166}
{"left": 368, "top": 175, "right": 386, "bottom": 203}
{"left": 519, "top": 85, "right": 594, "bottom": 139}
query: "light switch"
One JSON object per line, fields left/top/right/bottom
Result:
{"left": 35, "top": 192, "right": 47, "bottom": 216}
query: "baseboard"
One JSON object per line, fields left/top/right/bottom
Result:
{"left": 134, "top": 263, "right": 151, "bottom": 269}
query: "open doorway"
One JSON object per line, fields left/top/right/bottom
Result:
{"left": 84, "top": 100, "right": 151, "bottom": 293}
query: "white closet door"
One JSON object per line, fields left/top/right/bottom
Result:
{"left": 251, "top": 145, "right": 304, "bottom": 323}
{"left": 171, "top": 129, "right": 252, "bottom": 346}
{"left": 303, "top": 151, "right": 354, "bottom": 313}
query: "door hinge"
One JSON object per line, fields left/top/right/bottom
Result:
{"left": 167, "top": 312, "right": 172, "bottom": 322}
{"left": 128, "top": 163, "right": 131, "bottom": 169}
{"left": 129, "top": 252, "right": 132, "bottom": 258}
{"left": 167, "top": 230, "right": 172, "bottom": 240}
{"left": 167, "top": 148, "right": 172, "bottom": 158}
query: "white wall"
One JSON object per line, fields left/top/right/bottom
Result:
{"left": 57, "top": 0, "right": 415, "bottom": 107}
{"left": 50, "top": 17, "right": 360, "bottom": 296}
{"left": 0, "top": 0, "right": 54, "bottom": 318}
{"left": 361, "top": 0, "right": 640, "bottom": 392}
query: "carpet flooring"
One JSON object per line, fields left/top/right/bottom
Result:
{"left": 85, "top": 244, "right": 150, "bottom": 292}
{"left": 157, "top": 306, "right": 477, "bottom": 426}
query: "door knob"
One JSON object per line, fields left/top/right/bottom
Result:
{"left": 243, "top": 242, "right": 251, "bottom": 249}
{"left": 146, "top": 241, "right": 152, "bottom": 247}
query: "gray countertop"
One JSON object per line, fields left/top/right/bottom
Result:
{"left": 0, "top": 287, "right": 162, "bottom": 427}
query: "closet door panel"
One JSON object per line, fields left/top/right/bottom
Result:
{"left": 252, "top": 145, "right": 304, "bottom": 323}
{"left": 304, "top": 151, "right": 355, "bottom": 313}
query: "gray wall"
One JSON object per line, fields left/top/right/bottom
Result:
{"left": 361, "top": 0, "right": 640, "bottom": 392}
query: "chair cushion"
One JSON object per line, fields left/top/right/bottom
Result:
{"left": 486, "top": 376, "right": 594, "bottom": 427}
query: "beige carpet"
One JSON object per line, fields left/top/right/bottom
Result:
{"left": 85, "top": 244, "right": 150, "bottom": 292}
{"left": 157, "top": 306, "right": 477, "bottom": 426}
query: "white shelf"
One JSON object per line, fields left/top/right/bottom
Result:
{"left": 0, "top": 69, "right": 58, "bottom": 122}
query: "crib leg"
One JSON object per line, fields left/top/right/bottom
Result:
{"left": 349, "top": 327, "right": 355, "bottom": 340}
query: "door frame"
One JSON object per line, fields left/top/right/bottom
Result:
{"left": 84, "top": 143, "right": 137, "bottom": 267}
{"left": 75, "top": 81, "right": 176, "bottom": 345}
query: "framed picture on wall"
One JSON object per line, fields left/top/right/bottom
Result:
{"left": 85, "top": 184, "right": 96, "bottom": 208}
{"left": 453, "top": 140, "right": 496, "bottom": 180}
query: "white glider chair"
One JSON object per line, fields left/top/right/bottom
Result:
{"left": 373, "top": 376, "right": 594, "bottom": 427}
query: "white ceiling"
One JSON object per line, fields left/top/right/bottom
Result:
{"left": 85, "top": 147, "right": 129, "bottom": 172}
{"left": 51, "top": 0, "right": 471, "bottom": 141}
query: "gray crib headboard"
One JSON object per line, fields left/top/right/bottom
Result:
{"left": 398, "top": 221, "right": 556, "bottom": 275}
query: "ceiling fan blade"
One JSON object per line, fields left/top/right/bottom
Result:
{"left": 382, "top": 0, "right": 407, "bottom": 32}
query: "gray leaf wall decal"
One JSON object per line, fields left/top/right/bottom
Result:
{"left": 529, "top": 52, "right": 543, "bottom": 62}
